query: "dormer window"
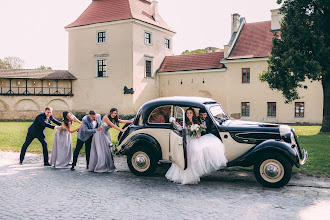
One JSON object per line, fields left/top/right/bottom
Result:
{"left": 145, "top": 31, "right": 152, "bottom": 45}
{"left": 97, "top": 31, "right": 106, "bottom": 44}
{"left": 165, "top": 38, "right": 170, "bottom": 49}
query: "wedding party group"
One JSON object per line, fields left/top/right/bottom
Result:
{"left": 18, "top": 106, "right": 228, "bottom": 184}
{"left": 19, "top": 106, "right": 132, "bottom": 172}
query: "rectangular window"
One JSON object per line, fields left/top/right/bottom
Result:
{"left": 145, "top": 57, "right": 153, "bottom": 78}
{"left": 97, "top": 59, "right": 107, "bottom": 77}
{"left": 295, "top": 102, "right": 304, "bottom": 117}
{"left": 97, "top": 31, "right": 106, "bottom": 43}
{"left": 145, "top": 31, "right": 152, "bottom": 45}
{"left": 242, "top": 68, "right": 250, "bottom": 83}
{"left": 267, "top": 102, "right": 276, "bottom": 117}
{"left": 241, "top": 102, "right": 250, "bottom": 117}
{"left": 165, "top": 38, "right": 170, "bottom": 49}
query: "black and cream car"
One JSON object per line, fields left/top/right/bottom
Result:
{"left": 116, "top": 97, "right": 307, "bottom": 188}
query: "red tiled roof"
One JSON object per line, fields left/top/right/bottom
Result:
{"left": 65, "top": 0, "right": 174, "bottom": 32}
{"left": 158, "top": 52, "right": 225, "bottom": 73}
{"left": 228, "top": 21, "right": 276, "bottom": 59}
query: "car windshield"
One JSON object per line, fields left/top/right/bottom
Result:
{"left": 209, "top": 105, "right": 228, "bottom": 121}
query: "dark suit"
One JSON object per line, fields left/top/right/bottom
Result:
{"left": 72, "top": 114, "right": 101, "bottom": 168}
{"left": 20, "top": 112, "right": 61, "bottom": 164}
{"left": 197, "top": 116, "right": 212, "bottom": 136}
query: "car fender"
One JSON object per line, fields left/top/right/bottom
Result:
{"left": 120, "top": 133, "right": 162, "bottom": 160}
{"left": 227, "top": 140, "right": 299, "bottom": 168}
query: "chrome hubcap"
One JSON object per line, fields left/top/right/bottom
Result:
{"left": 265, "top": 164, "right": 279, "bottom": 177}
{"left": 135, "top": 155, "right": 147, "bottom": 167}
{"left": 132, "top": 151, "right": 150, "bottom": 172}
{"left": 260, "top": 159, "right": 284, "bottom": 183}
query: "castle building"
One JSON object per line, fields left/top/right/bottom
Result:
{"left": 65, "top": 0, "right": 175, "bottom": 115}
{"left": 0, "top": 0, "right": 323, "bottom": 124}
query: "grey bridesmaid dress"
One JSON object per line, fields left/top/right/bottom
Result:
{"left": 51, "top": 126, "right": 73, "bottom": 168}
{"left": 89, "top": 121, "right": 116, "bottom": 173}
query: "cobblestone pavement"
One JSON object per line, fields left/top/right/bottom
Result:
{"left": 0, "top": 151, "right": 329, "bottom": 220}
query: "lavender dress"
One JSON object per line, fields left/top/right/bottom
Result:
{"left": 88, "top": 121, "right": 116, "bottom": 173}
{"left": 51, "top": 126, "right": 72, "bottom": 168}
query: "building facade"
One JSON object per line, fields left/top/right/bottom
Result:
{"left": 158, "top": 9, "right": 323, "bottom": 124}
{"left": 0, "top": 0, "right": 323, "bottom": 124}
{"left": 65, "top": 0, "right": 175, "bottom": 115}
{"left": 0, "top": 69, "right": 76, "bottom": 119}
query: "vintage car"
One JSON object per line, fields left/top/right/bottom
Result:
{"left": 116, "top": 96, "right": 307, "bottom": 188}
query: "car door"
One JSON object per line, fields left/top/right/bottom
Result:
{"left": 169, "top": 106, "right": 187, "bottom": 170}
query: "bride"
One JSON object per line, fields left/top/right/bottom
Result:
{"left": 165, "top": 107, "right": 227, "bottom": 184}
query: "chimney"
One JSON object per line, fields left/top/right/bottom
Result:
{"left": 271, "top": 9, "right": 283, "bottom": 31}
{"left": 223, "top": 45, "right": 230, "bottom": 58}
{"left": 152, "top": 1, "right": 160, "bottom": 23}
{"left": 231, "top": 13, "right": 240, "bottom": 36}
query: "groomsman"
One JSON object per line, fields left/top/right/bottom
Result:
{"left": 71, "top": 110, "right": 102, "bottom": 170}
{"left": 19, "top": 106, "right": 62, "bottom": 166}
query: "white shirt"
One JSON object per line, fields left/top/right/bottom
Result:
{"left": 201, "top": 119, "right": 207, "bottom": 131}
{"left": 92, "top": 120, "right": 97, "bottom": 129}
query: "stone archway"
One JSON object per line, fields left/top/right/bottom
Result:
{"left": 14, "top": 99, "right": 39, "bottom": 112}
{"left": 47, "top": 99, "right": 70, "bottom": 111}
{"left": 0, "top": 100, "right": 8, "bottom": 112}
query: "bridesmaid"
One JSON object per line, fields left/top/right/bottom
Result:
{"left": 108, "top": 108, "right": 133, "bottom": 126}
{"left": 51, "top": 111, "right": 82, "bottom": 168}
{"left": 89, "top": 108, "right": 131, "bottom": 173}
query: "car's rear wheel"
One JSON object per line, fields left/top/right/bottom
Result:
{"left": 127, "top": 146, "right": 158, "bottom": 176}
{"left": 254, "top": 153, "right": 292, "bottom": 188}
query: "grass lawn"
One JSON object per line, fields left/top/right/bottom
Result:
{"left": 291, "top": 125, "right": 329, "bottom": 177}
{"left": 0, "top": 122, "right": 328, "bottom": 177}
{"left": 0, "top": 121, "right": 123, "bottom": 154}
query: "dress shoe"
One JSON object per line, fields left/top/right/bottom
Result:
{"left": 44, "top": 163, "right": 51, "bottom": 166}
{"left": 71, "top": 166, "right": 75, "bottom": 171}
{"left": 19, "top": 162, "right": 23, "bottom": 165}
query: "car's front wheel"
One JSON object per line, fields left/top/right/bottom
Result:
{"left": 254, "top": 153, "right": 292, "bottom": 188}
{"left": 127, "top": 146, "right": 158, "bottom": 176}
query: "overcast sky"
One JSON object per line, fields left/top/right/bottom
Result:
{"left": 0, "top": 0, "right": 280, "bottom": 70}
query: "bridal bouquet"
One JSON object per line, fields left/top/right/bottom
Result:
{"left": 188, "top": 124, "right": 202, "bottom": 137}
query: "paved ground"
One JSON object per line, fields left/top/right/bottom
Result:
{"left": 0, "top": 151, "right": 329, "bottom": 220}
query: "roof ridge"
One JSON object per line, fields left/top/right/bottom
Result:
{"left": 127, "top": 0, "right": 134, "bottom": 20}
{"left": 165, "top": 51, "right": 224, "bottom": 58}
{"left": 65, "top": 1, "right": 94, "bottom": 29}
{"left": 246, "top": 20, "right": 271, "bottom": 24}
{"left": 0, "top": 69, "right": 68, "bottom": 71}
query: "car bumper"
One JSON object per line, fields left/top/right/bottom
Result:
{"left": 299, "top": 148, "right": 308, "bottom": 166}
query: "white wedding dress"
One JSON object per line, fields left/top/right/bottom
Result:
{"left": 165, "top": 134, "right": 227, "bottom": 184}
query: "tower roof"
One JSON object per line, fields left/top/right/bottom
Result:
{"left": 65, "top": 0, "right": 174, "bottom": 33}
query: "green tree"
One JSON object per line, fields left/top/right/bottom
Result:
{"left": 3, "top": 57, "right": 24, "bottom": 69}
{"left": 181, "top": 47, "right": 221, "bottom": 55}
{"left": 36, "top": 65, "right": 52, "bottom": 70}
{"left": 259, "top": 0, "right": 330, "bottom": 132}
{"left": 0, "top": 59, "right": 11, "bottom": 69}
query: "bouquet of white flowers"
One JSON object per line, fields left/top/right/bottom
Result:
{"left": 188, "top": 124, "right": 202, "bottom": 137}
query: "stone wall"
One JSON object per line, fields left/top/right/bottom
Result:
{"left": 0, "top": 96, "right": 73, "bottom": 120}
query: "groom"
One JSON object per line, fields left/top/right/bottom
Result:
{"left": 197, "top": 109, "right": 212, "bottom": 136}
{"left": 71, "top": 110, "right": 102, "bottom": 170}
{"left": 19, "top": 106, "right": 62, "bottom": 166}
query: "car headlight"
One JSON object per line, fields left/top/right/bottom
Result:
{"left": 281, "top": 132, "right": 293, "bottom": 144}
